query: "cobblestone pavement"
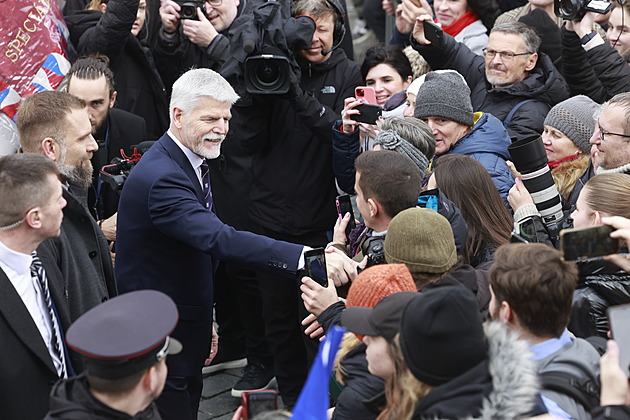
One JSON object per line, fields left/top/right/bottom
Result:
{"left": 197, "top": 368, "right": 242, "bottom": 420}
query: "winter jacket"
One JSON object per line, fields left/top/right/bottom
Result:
{"left": 152, "top": 0, "right": 248, "bottom": 93}
{"left": 570, "top": 259, "right": 630, "bottom": 339}
{"left": 389, "top": 20, "right": 487, "bottom": 56}
{"left": 592, "top": 405, "right": 630, "bottom": 419}
{"left": 413, "top": 322, "right": 539, "bottom": 419}
{"left": 410, "top": 34, "right": 569, "bottom": 143}
{"left": 435, "top": 112, "right": 514, "bottom": 203}
{"left": 537, "top": 334, "right": 601, "bottom": 420}
{"left": 332, "top": 343, "right": 385, "bottom": 420}
{"left": 64, "top": 0, "right": 169, "bottom": 140}
{"left": 561, "top": 28, "right": 630, "bottom": 104}
{"left": 44, "top": 374, "right": 162, "bottom": 419}
{"left": 420, "top": 264, "right": 491, "bottom": 314}
{"left": 244, "top": 50, "right": 362, "bottom": 236}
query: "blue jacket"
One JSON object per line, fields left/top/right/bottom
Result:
{"left": 438, "top": 112, "right": 514, "bottom": 203}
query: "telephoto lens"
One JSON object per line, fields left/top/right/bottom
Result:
{"left": 508, "top": 135, "right": 564, "bottom": 233}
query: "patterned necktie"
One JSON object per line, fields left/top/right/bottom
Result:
{"left": 200, "top": 161, "right": 213, "bottom": 211}
{"left": 30, "top": 251, "right": 67, "bottom": 379}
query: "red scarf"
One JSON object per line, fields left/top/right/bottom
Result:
{"left": 442, "top": 11, "right": 480, "bottom": 37}
{"left": 548, "top": 154, "right": 582, "bottom": 169}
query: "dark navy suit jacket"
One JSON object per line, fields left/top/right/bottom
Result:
{"left": 115, "top": 133, "right": 303, "bottom": 377}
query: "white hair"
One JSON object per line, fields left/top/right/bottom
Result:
{"left": 170, "top": 68, "right": 240, "bottom": 115}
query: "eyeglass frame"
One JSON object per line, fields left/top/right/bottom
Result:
{"left": 205, "top": 0, "right": 222, "bottom": 6}
{"left": 596, "top": 120, "right": 630, "bottom": 142}
{"left": 482, "top": 48, "right": 534, "bottom": 61}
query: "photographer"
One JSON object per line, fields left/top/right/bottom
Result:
{"left": 562, "top": 10, "right": 630, "bottom": 103}
{"left": 153, "top": 0, "right": 244, "bottom": 92}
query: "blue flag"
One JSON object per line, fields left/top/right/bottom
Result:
{"left": 291, "top": 325, "right": 346, "bottom": 420}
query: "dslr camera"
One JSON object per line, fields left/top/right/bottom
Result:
{"left": 176, "top": 0, "right": 205, "bottom": 20}
{"left": 554, "top": 0, "right": 612, "bottom": 20}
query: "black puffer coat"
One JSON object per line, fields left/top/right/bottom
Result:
{"left": 569, "top": 259, "right": 630, "bottom": 338}
{"left": 65, "top": 0, "right": 169, "bottom": 139}
{"left": 410, "top": 33, "right": 569, "bottom": 143}
{"left": 561, "top": 26, "right": 630, "bottom": 104}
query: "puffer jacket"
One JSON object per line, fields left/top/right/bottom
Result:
{"left": 570, "top": 259, "right": 630, "bottom": 338}
{"left": 412, "top": 322, "right": 539, "bottom": 419}
{"left": 410, "top": 33, "right": 569, "bottom": 143}
{"left": 435, "top": 112, "right": 514, "bottom": 203}
{"left": 561, "top": 27, "right": 630, "bottom": 104}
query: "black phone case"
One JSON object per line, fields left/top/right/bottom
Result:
{"left": 350, "top": 103, "right": 382, "bottom": 125}
{"left": 423, "top": 20, "right": 443, "bottom": 44}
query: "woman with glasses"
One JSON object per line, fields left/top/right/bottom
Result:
{"left": 65, "top": 0, "right": 169, "bottom": 139}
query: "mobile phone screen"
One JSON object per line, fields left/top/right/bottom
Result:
{"left": 560, "top": 225, "right": 619, "bottom": 261}
{"left": 336, "top": 195, "right": 357, "bottom": 239}
{"left": 304, "top": 248, "right": 328, "bottom": 287}
{"left": 608, "top": 304, "right": 630, "bottom": 377}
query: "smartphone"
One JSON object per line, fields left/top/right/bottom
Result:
{"left": 336, "top": 194, "right": 357, "bottom": 240}
{"left": 607, "top": 304, "right": 630, "bottom": 376}
{"left": 304, "top": 248, "right": 328, "bottom": 287}
{"left": 423, "top": 20, "right": 443, "bottom": 45}
{"left": 350, "top": 103, "right": 382, "bottom": 125}
{"left": 560, "top": 225, "right": 620, "bottom": 261}
{"left": 355, "top": 86, "right": 377, "bottom": 105}
{"left": 241, "top": 390, "right": 278, "bottom": 420}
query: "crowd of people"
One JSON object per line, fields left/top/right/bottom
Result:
{"left": 3, "top": 0, "right": 630, "bottom": 418}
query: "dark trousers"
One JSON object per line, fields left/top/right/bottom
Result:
{"left": 214, "top": 262, "right": 273, "bottom": 365}
{"left": 251, "top": 223, "right": 327, "bottom": 407}
{"left": 156, "top": 375, "right": 203, "bottom": 420}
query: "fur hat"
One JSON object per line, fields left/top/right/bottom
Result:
{"left": 400, "top": 287, "right": 487, "bottom": 386}
{"left": 384, "top": 208, "right": 458, "bottom": 274}
{"left": 544, "top": 95, "right": 600, "bottom": 155}
{"left": 414, "top": 71, "right": 474, "bottom": 127}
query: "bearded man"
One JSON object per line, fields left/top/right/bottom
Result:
{"left": 17, "top": 91, "right": 117, "bottom": 327}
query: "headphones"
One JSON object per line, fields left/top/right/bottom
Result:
{"left": 322, "top": 0, "right": 346, "bottom": 55}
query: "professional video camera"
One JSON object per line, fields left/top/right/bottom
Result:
{"left": 100, "top": 141, "right": 154, "bottom": 194}
{"left": 175, "top": 0, "right": 205, "bottom": 19}
{"left": 221, "top": 0, "right": 315, "bottom": 97}
{"left": 508, "top": 135, "right": 564, "bottom": 243}
{"left": 554, "top": 0, "right": 612, "bottom": 20}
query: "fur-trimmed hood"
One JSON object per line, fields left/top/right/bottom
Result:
{"left": 416, "top": 322, "right": 539, "bottom": 420}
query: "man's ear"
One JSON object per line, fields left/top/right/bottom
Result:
{"left": 24, "top": 207, "right": 42, "bottom": 230}
{"left": 525, "top": 52, "right": 538, "bottom": 72}
{"left": 171, "top": 107, "right": 185, "bottom": 129}
{"left": 499, "top": 300, "right": 514, "bottom": 324}
{"left": 366, "top": 198, "right": 379, "bottom": 219}
{"left": 41, "top": 138, "right": 60, "bottom": 163}
{"left": 110, "top": 91, "right": 117, "bottom": 109}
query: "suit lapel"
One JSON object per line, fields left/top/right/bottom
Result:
{"left": 0, "top": 268, "right": 57, "bottom": 374}
{"left": 160, "top": 134, "right": 206, "bottom": 204}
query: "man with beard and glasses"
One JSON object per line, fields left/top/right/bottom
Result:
{"left": 66, "top": 55, "right": 147, "bottom": 229}
{"left": 115, "top": 68, "right": 353, "bottom": 420}
{"left": 17, "top": 91, "right": 117, "bottom": 334}
{"left": 410, "top": 19, "right": 569, "bottom": 143}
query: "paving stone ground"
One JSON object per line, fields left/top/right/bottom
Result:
{"left": 197, "top": 368, "right": 242, "bottom": 420}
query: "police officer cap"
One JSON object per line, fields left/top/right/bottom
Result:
{"left": 66, "top": 290, "right": 182, "bottom": 379}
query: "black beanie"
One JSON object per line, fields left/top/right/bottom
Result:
{"left": 399, "top": 287, "right": 487, "bottom": 386}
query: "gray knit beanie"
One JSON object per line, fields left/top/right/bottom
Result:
{"left": 374, "top": 130, "right": 430, "bottom": 174}
{"left": 384, "top": 208, "right": 458, "bottom": 274}
{"left": 414, "top": 71, "right": 474, "bottom": 127}
{"left": 544, "top": 95, "right": 600, "bottom": 154}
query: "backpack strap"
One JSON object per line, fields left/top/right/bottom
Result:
{"left": 539, "top": 371, "right": 600, "bottom": 411}
{"left": 503, "top": 99, "right": 551, "bottom": 128}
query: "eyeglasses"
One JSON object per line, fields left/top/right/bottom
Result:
{"left": 482, "top": 49, "right": 533, "bottom": 61}
{"left": 206, "top": 0, "right": 222, "bottom": 6}
{"left": 596, "top": 121, "right": 630, "bottom": 142}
